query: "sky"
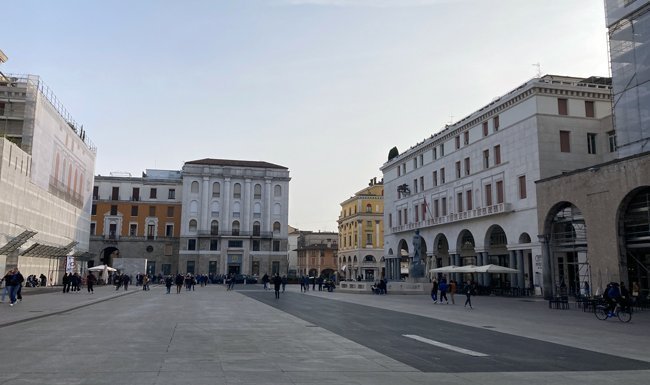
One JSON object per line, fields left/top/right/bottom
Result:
{"left": 3, "top": 0, "right": 610, "bottom": 232}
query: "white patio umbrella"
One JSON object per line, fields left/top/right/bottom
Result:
{"left": 429, "top": 265, "right": 461, "bottom": 273}
{"left": 473, "top": 264, "right": 519, "bottom": 274}
{"left": 88, "top": 264, "right": 117, "bottom": 272}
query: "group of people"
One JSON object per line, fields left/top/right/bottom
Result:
{"left": 431, "top": 277, "right": 475, "bottom": 309}
{"left": 371, "top": 279, "right": 387, "bottom": 295}
{"left": 1, "top": 268, "right": 25, "bottom": 306}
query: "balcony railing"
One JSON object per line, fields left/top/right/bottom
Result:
{"left": 391, "top": 202, "right": 512, "bottom": 233}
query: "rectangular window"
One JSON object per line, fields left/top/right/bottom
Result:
{"left": 91, "top": 204, "right": 97, "bottom": 215}
{"left": 397, "top": 166, "right": 401, "bottom": 177}
{"left": 457, "top": 192, "right": 463, "bottom": 212}
{"left": 110, "top": 205, "right": 117, "bottom": 215}
{"left": 455, "top": 161, "right": 461, "bottom": 179}
{"left": 129, "top": 224, "right": 137, "bottom": 236}
{"left": 414, "top": 179, "right": 418, "bottom": 193}
{"left": 422, "top": 203, "right": 426, "bottom": 220}
{"left": 366, "top": 233, "right": 373, "bottom": 245}
{"left": 149, "top": 206, "right": 156, "bottom": 216}
{"left": 93, "top": 186, "right": 99, "bottom": 200}
{"left": 147, "top": 224, "right": 155, "bottom": 239}
{"left": 413, "top": 158, "right": 418, "bottom": 169}
{"left": 188, "top": 239, "right": 197, "bottom": 250}
{"left": 132, "top": 187, "right": 140, "bottom": 201}
{"left": 402, "top": 164, "right": 406, "bottom": 175}
{"left": 252, "top": 240, "right": 260, "bottom": 251}
{"left": 111, "top": 187, "right": 119, "bottom": 200}
{"left": 167, "top": 206, "right": 174, "bottom": 217}
{"left": 485, "top": 184, "right": 493, "bottom": 206}
{"left": 463, "top": 131, "right": 469, "bottom": 145}
{"left": 273, "top": 240, "right": 280, "bottom": 252}
{"left": 388, "top": 213, "right": 392, "bottom": 228}
{"left": 585, "top": 101, "right": 595, "bottom": 118}
{"left": 455, "top": 136, "right": 461, "bottom": 149}
{"left": 420, "top": 176, "right": 424, "bottom": 191}
{"left": 440, "top": 144, "right": 445, "bottom": 157}
{"left": 482, "top": 121, "right": 489, "bottom": 137}
{"left": 90, "top": 223, "right": 96, "bottom": 235}
{"left": 483, "top": 149, "right": 490, "bottom": 169}
{"left": 209, "top": 261, "right": 218, "bottom": 275}
{"left": 608, "top": 131, "right": 617, "bottom": 152}
{"left": 165, "top": 224, "right": 173, "bottom": 237}
{"left": 496, "top": 180, "right": 504, "bottom": 204}
{"left": 587, "top": 133, "right": 597, "bottom": 154}
{"left": 440, "top": 168, "right": 445, "bottom": 184}
{"left": 441, "top": 197, "right": 447, "bottom": 216}
{"left": 228, "top": 240, "right": 243, "bottom": 248}
{"left": 403, "top": 208, "right": 408, "bottom": 224}
{"left": 150, "top": 188, "right": 157, "bottom": 199}
{"left": 131, "top": 205, "right": 138, "bottom": 216}
{"left": 210, "top": 239, "right": 219, "bottom": 250}
{"left": 415, "top": 204, "right": 419, "bottom": 222}
{"left": 494, "top": 145, "right": 501, "bottom": 165}
{"left": 560, "top": 131, "right": 571, "bottom": 152}
{"left": 433, "top": 171, "right": 438, "bottom": 186}
{"left": 0, "top": 102, "right": 4, "bottom": 115}
{"left": 558, "top": 98, "right": 568, "bottom": 115}
{"left": 493, "top": 115, "right": 500, "bottom": 131}
{"left": 518, "top": 175, "right": 527, "bottom": 199}
{"left": 168, "top": 189, "right": 175, "bottom": 199}
{"left": 398, "top": 210, "right": 402, "bottom": 225}
{"left": 432, "top": 147, "right": 437, "bottom": 160}
{"left": 464, "top": 157, "right": 470, "bottom": 175}
{"left": 186, "top": 261, "right": 195, "bottom": 274}
{"left": 419, "top": 154, "right": 424, "bottom": 166}
{"left": 433, "top": 199, "right": 439, "bottom": 217}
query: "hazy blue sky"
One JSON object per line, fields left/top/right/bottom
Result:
{"left": 3, "top": 0, "right": 610, "bottom": 231}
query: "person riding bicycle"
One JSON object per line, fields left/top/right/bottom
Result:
{"left": 605, "top": 282, "right": 621, "bottom": 315}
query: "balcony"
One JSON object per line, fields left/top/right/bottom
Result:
{"left": 390, "top": 202, "right": 512, "bottom": 233}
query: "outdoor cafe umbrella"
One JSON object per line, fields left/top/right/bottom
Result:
{"left": 429, "top": 265, "right": 462, "bottom": 273}
{"left": 471, "top": 264, "right": 519, "bottom": 274}
{"left": 88, "top": 264, "right": 117, "bottom": 272}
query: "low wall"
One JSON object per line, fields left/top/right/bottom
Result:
{"left": 337, "top": 281, "right": 430, "bottom": 295}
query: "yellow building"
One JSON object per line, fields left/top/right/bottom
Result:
{"left": 337, "top": 177, "right": 384, "bottom": 281}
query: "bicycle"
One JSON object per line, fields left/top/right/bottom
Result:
{"left": 594, "top": 303, "right": 632, "bottom": 322}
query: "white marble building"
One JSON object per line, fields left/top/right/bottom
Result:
{"left": 179, "top": 159, "right": 291, "bottom": 277}
{"left": 381, "top": 75, "right": 614, "bottom": 294}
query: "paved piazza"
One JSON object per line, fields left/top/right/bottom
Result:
{"left": 0, "top": 284, "right": 648, "bottom": 385}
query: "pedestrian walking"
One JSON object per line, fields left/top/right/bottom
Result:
{"left": 86, "top": 271, "right": 97, "bottom": 293}
{"left": 122, "top": 274, "right": 131, "bottom": 290}
{"left": 63, "top": 272, "right": 71, "bottom": 293}
{"left": 449, "top": 280, "right": 457, "bottom": 305}
{"left": 142, "top": 275, "right": 150, "bottom": 291}
{"left": 281, "top": 275, "right": 287, "bottom": 293}
{"left": 1, "top": 269, "right": 12, "bottom": 303}
{"left": 431, "top": 278, "right": 439, "bottom": 303}
{"left": 262, "top": 273, "right": 270, "bottom": 290}
{"left": 439, "top": 278, "right": 449, "bottom": 304}
{"left": 165, "top": 275, "right": 173, "bottom": 294}
{"left": 464, "top": 280, "right": 474, "bottom": 309}
{"left": 175, "top": 273, "right": 184, "bottom": 294}
{"left": 273, "top": 274, "right": 282, "bottom": 299}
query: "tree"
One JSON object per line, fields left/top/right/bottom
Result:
{"left": 388, "top": 146, "right": 399, "bottom": 161}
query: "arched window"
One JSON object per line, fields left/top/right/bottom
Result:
{"left": 273, "top": 221, "right": 281, "bottom": 234}
{"left": 190, "top": 200, "right": 199, "bottom": 214}
{"left": 211, "top": 220, "right": 219, "bottom": 235}
{"left": 254, "top": 184, "right": 262, "bottom": 199}
{"left": 212, "top": 182, "right": 220, "bottom": 197}
{"left": 253, "top": 221, "right": 261, "bottom": 236}
{"left": 273, "top": 203, "right": 281, "bottom": 215}
{"left": 274, "top": 185, "right": 282, "bottom": 197}
{"left": 366, "top": 204, "right": 372, "bottom": 213}
{"left": 189, "top": 219, "right": 197, "bottom": 232}
{"left": 233, "top": 183, "right": 241, "bottom": 199}
{"left": 232, "top": 220, "right": 240, "bottom": 236}
{"left": 253, "top": 202, "right": 261, "bottom": 218}
{"left": 191, "top": 181, "right": 199, "bottom": 193}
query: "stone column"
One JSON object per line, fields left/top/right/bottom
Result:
{"left": 481, "top": 252, "right": 491, "bottom": 287}
{"left": 539, "top": 234, "right": 553, "bottom": 299}
{"left": 223, "top": 178, "right": 231, "bottom": 232}
{"left": 201, "top": 175, "right": 210, "bottom": 230}
{"left": 243, "top": 178, "right": 251, "bottom": 231}
{"left": 509, "top": 250, "right": 516, "bottom": 288}
{"left": 475, "top": 252, "right": 483, "bottom": 286}
{"left": 265, "top": 179, "right": 272, "bottom": 232}
{"left": 517, "top": 250, "right": 525, "bottom": 289}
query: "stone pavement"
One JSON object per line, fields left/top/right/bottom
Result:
{"left": 0, "top": 283, "right": 648, "bottom": 385}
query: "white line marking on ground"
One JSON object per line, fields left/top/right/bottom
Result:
{"left": 403, "top": 334, "right": 489, "bottom": 357}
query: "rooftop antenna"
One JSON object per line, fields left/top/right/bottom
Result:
{"left": 532, "top": 62, "right": 542, "bottom": 78}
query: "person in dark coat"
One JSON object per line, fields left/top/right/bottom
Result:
{"left": 86, "top": 271, "right": 97, "bottom": 293}
{"left": 165, "top": 275, "right": 173, "bottom": 294}
{"left": 62, "top": 273, "right": 71, "bottom": 293}
{"left": 273, "top": 274, "right": 282, "bottom": 299}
